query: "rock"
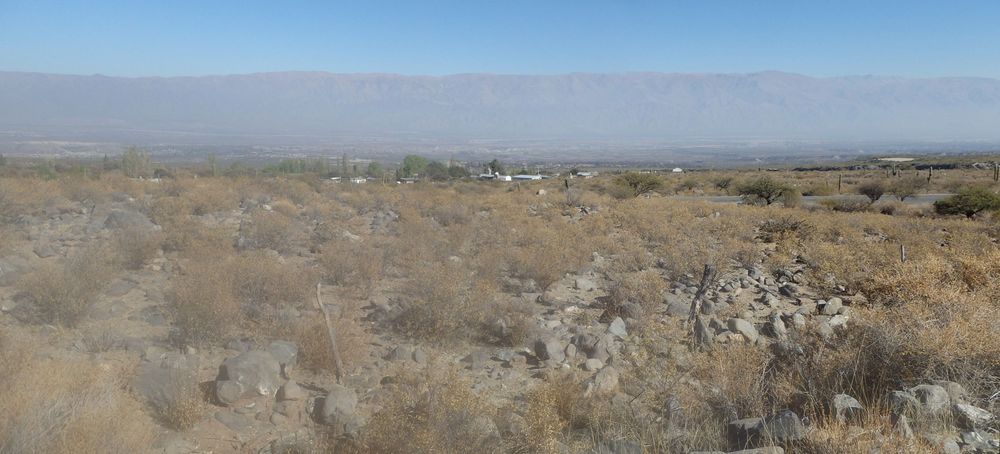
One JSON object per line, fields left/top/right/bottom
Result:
{"left": 953, "top": 403, "right": 993, "bottom": 429}
{"left": 534, "top": 337, "right": 566, "bottom": 363}
{"left": 934, "top": 380, "right": 968, "bottom": 404}
{"left": 910, "top": 384, "right": 950, "bottom": 414}
{"left": 33, "top": 242, "right": 57, "bottom": 258}
{"left": 575, "top": 277, "right": 597, "bottom": 291}
{"left": 778, "top": 284, "right": 799, "bottom": 297}
{"left": 728, "top": 417, "right": 764, "bottom": 447}
{"left": 959, "top": 429, "right": 997, "bottom": 453}
{"left": 665, "top": 296, "right": 690, "bottom": 316}
{"left": 590, "top": 439, "right": 642, "bottom": 454}
{"left": 461, "top": 350, "right": 491, "bottom": 369}
{"left": 694, "top": 316, "right": 714, "bottom": 348}
{"left": 828, "top": 314, "right": 849, "bottom": 329}
{"left": 103, "top": 209, "right": 155, "bottom": 230}
{"left": 278, "top": 380, "right": 306, "bottom": 402}
{"left": 133, "top": 353, "right": 201, "bottom": 414}
{"left": 585, "top": 366, "right": 620, "bottom": 396}
{"left": 215, "top": 380, "right": 244, "bottom": 406}
{"left": 607, "top": 317, "right": 628, "bottom": 339}
{"left": 727, "top": 318, "right": 759, "bottom": 343}
{"left": 104, "top": 278, "right": 136, "bottom": 297}
{"left": 729, "top": 449, "right": 785, "bottom": 454}
{"left": 892, "top": 414, "right": 914, "bottom": 439}
{"left": 833, "top": 394, "right": 864, "bottom": 424}
{"left": 820, "top": 298, "right": 843, "bottom": 316}
{"left": 320, "top": 384, "right": 362, "bottom": 435}
{"left": 267, "top": 340, "right": 298, "bottom": 375}
{"left": 887, "top": 390, "right": 920, "bottom": 416}
{"left": 764, "top": 314, "right": 787, "bottom": 338}
{"left": 270, "top": 412, "right": 287, "bottom": 425}
{"left": 215, "top": 410, "right": 253, "bottom": 432}
{"left": 385, "top": 345, "right": 415, "bottom": 362}
{"left": 584, "top": 358, "right": 604, "bottom": 371}
{"left": 412, "top": 347, "right": 428, "bottom": 365}
{"left": 764, "top": 410, "right": 806, "bottom": 442}
{"left": 218, "top": 350, "right": 282, "bottom": 400}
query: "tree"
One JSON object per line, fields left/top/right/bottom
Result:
{"left": 737, "top": 176, "right": 790, "bottom": 205}
{"left": 613, "top": 172, "right": 663, "bottom": 197}
{"left": 366, "top": 162, "right": 384, "bottom": 178}
{"left": 425, "top": 161, "right": 450, "bottom": 181}
{"left": 121, "top": 146, "right": 151, "bottom": 178}
{"left": 448, "top": 165, "right": 470, "bottom": 179}
{"left": 401, "top": 155, "right": 429, "bottom": 177}
{"left": 933, "top": 187, "right": 1000, "bottom": 219}
{"left": 714, "top": 176, "right": 734, "bottom": 194}
{"left": 890, "top": 176, "right": 928, "bottom": 202}
{"left": 485, "top": 159, "right": 505, "bottom": 175}
{"left": 856, "top": 180, "right": 886, "bottom": 204}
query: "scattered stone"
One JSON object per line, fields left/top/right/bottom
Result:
{"left": 585, "top": 366, "right": 620, "bottom": 396}
{"left": 764, "top": 410, "right": 806, "bottom": 442}
{"left": 953, "top": 403, "right": 993, "bottom": 429}
{"left": 892, "top": 414, "right": 914, "bottom": 439}
{"left": 727, "top": 318, "right": 758, "bottom": 344}
{"left": 832, "top": 394, "right": 864, "bottom": 424}
{"left": 218, "top": 350, "right": 282, "bottom": 400}
{"left": 320, "top": 384, "right": 362, "bottom": 435}
{"left": 910, "top": 384, "right": 950, "bottom": 414}
{"left": 590, "top": 439, "right": 642, "bottom": 454}
{"left": 584, "top": 358, "right": 604, "bottom": 371}
{"left": 215, "top": 410, "right": 253, "bottom": 432}
{"left": 728, "top": 417, "right": 764, "bottom": 447}
{"left": 607, "top": 317, "right": 628, "bottom": 339}
{"left": 820, "top": 298, "right": 843, "bottom": 316}
{"left": 267, "top": 340, "right": 299, "bottom": 375}
{"left": 575, "top": 277, "right": 597, "bottom": 291}
{"left": 215, "top": 380, "right": 244, "bottom": 406}
{"left": 534, "top": 338, "right": 566, "bottom": 363}
{"left": 887, "top": 390, "right": 920, "bottom": 416}
{"left": 278, "top": 380, "right": 306, "bottom": 402}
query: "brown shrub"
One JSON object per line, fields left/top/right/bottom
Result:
{"left": 17, "top": 247, "right": 115, "bottom": 327}
{"left": 394, "top": 261, "right": 499, "bottom": 342}
{"left": 362, "top": 366, "right": 499, "bottom": 454}
{"left": 240, "top": 209, "right": 299, "bottom": 253}
{"left": 0, "top": 335, "right": 156, "bottom": 453}
{"left": 111, "top": 226, "right": 162, "bottom": 270}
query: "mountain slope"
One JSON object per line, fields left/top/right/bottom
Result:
{"left": 1, "top": 71, "right": 999, "bottom": 140}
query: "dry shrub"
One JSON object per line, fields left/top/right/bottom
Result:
{"left": 394, "top": 261, "right": 499, "bottom": 342}
{"left": 608, "top": 270, "right": 667, "bottom": 312}
{"left": 859, "top": 251, "right": 1000, "bottom": 394}
{"left": 505, "top": 218, "right": 591, "bottom": 290}
{"left": 270, "top": 199, "right": 300, "bottom": 217}
{"left": 111, "top": 226, "right": 162, "bottom": 269}
{"left": 291, "top": 315, "right": 370, "bottom": 374}
{"left": 151, "top": 373, "right": 205, "bottom": 431}
{"left": 171, "top": 252, "right": 314, "bottom": 346}
{"left": 171, "top": 259, "right": 242, "bottom": 345}
{"left": 362, "top": 366, "right": 500, "bottom": 454}
{"left": 318, "top": 239, "right": 384, "bottom": 297}
{"left": 0, "top": 335, "right": 155, "bottom": 453}
{"left": 17, "top": 246, "right": 114, "bottom": 327}
{"left": 240, "top": 209, "right": 299, "bottom": 253}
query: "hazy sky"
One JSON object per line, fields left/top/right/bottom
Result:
{"left": 1, "top": 0, "right": 999, "bottom": 78}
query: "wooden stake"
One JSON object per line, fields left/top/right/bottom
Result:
{"left": 900, "top": 244, "right": 907, "bottom": 263}
{"left": 687, "top": 264, "right": 718, "bottom": 331}
{"left": 314, "top": 283, "right": 344, "bottom": 384}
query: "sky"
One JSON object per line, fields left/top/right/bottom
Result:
{"left": 1, "top": 0, "right": 999, "bottom": 78}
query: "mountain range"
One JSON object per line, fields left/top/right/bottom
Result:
{"left": 2, "top": 71, "right": 999, "bottom": 142}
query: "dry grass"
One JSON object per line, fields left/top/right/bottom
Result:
{"left": 362, "top": 365, "right": 501, "bottom": 454}
{"left": 0, "top": 334, "right": 156, "bottom": 454}
{"left": 17, "top": 246, "right": 115, "bottom": 326}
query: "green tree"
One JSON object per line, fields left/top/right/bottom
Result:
{"left": 425, "top": 161, "right": 450, "bottom": 181}
{"left": 485, "top": 159, "right": 505, "bottom": 175}
{"left": 121, "top": 146, "right": 151, "bottom": 178}
{"left": 402, "top": 155, "right": 429, "bottom": 177}
{"left": 366, "top": 162, "right": 384, "bottom": 178}
{"left": 737, "top": 176, "right": 790, "bottom": 205}
{"left": 890, "top": 176, "right": 929, "bottom": 201}
{"left": 448, "top": 165, "right": 470, "bottom": 179}
{"left": 856, "top": 180, "right": 886, "bottom": 204}
{"left": 613, "top": 172, "right": 664, "bottom": 197}
{"left": 934, "top": 187, "right": 1000, "bottom": 219}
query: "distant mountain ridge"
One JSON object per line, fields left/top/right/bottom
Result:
{"left": 2, "top": 70, "right": 999, "bottom": 140}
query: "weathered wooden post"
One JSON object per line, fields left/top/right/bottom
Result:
{"left": 687, "top": 264, "right": 718, "bottom": 331}
{"left": 838, "top": 174, "right": 843, "bottom": 194}
{"left": 314, "top": 283, "right": 344, "bottom": 384}
{"left": 927, "top": 166, "right": 933, "bottom": 183}
{"left": 900, "top": 244, "right": 907, "bottom": 263}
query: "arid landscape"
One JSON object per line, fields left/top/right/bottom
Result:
{"left": 0, "top": 155, "right": 997, "bottom": 453}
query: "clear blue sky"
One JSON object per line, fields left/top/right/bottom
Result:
{"left": 1, "top": 0, "right": 999, "bottom": 78}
